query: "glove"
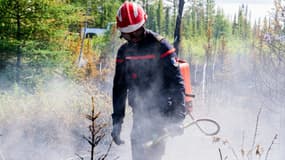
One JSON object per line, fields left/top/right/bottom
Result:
{"left": 165, "top": 124, "right": 184, "bottom": 137}
{"left": 185, "top": 101, "right": 193, "bottom": 113}
{"left": 111, "top": 123, "right": 125, "bottom": 145}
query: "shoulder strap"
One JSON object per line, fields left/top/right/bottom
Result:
{"left": 146, "top": 29, "right": 164, "bottom": 42}
{"left": 154, "top": 34, "right": 164, "bottom": 42}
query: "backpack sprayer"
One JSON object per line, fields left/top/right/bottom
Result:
{"left": 144, "top": 59, "right": 220, "bottom": 148}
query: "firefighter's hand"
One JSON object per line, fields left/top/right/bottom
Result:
{"left": 111, "top": 124, "right": 125, "bottom": 145}
{"left": 185, "top": 101, "right": 193, "bottom": 113}
{"left": 165, "top": 124, "right": 184, "bottom": 137}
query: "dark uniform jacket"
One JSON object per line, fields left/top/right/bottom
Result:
{"left": 112, "top": 30, "right": 186, "bottom": 126}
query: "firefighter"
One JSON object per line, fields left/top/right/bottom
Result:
{"left": 111, "top": 1, "right": 186, "bottom": 160}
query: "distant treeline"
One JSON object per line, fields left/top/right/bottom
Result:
{"left": 0, "top": 0, "right": 284, "bottom": 91}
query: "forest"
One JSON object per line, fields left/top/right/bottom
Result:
{"left": 0, "top": 0, "right": 284, "bottom": 160}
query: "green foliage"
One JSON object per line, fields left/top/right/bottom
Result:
{"left": 156, "top": 0, "right": 164, "bottom": 34}
{"left": 146, "top": 4, "right": 157, "bottom": 32}
{"left": 226, "top": 37, "right": 251, "bottom": 55}
{"left": 213, "top": 9, "right": 231, "bottom": 39}
{"left": 164, "top": 7, "right": 171, "bottom": 36}
{"left": 205, "top": 0, "right": 216, "bottom": 31}
{"left": 11, "top": 41, "right": 76, "bottom": 90}
{"left": 0, "top": 40, "right": 18, "bottom": 66}
{"left": 90, "top": 0, "right": 121, "bottom": 28}
{"left": 233, "top": 4, "right": 252, "bottom": 40}
{"left": 0, "top": 0, "right": 85, "bottom": 90}
{"left": 0, "top": 0, "right": 263, "bottom": 91}
{"left": 0, "top": 0, "right": 46, "bottom": 40}
{"left": 183, "top": 36, "right": 207, "bottom": 61}
{"left": 92, "top": 36, "right": 108, "bottom": 50}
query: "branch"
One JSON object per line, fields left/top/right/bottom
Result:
{"left": 90, "top": 123, "right": 106, "bottom": 136}
{"left": 98, "top": 142, "right": 113, "bottom": 160}
{"left": 83, "top": 135, "right": 94, "bottom": 147}
{"left": 218, "top": 148, "right": 223, "bottom": 160}
{"left": 265, "top": 134, "right": 278, "bottom": 160}
{"left": 94, "top": 133, "right": 105, "bottom": 146}
{"left": 251, "top": 107, "right": 262, "bottom": 150}
{"left": 75, "top": 153, "right": 84, "bottom": 160}
{"left": 85, "top": 112, "right": 100, "bottom": 121}
{"left": 229, "top": 145, "right": 239, "bottom": 160}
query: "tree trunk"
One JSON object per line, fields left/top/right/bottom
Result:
{"left": 202, "top": 62, "right": 207, "bottom": 105}
{"left": 16, "top": 9, "right": 21, "bottom": 83}
{"left": 194, "top": 62, "right": 198, "bottom": 84}
{"left": 173, "top": 0, "right": 185, "bottom": 55}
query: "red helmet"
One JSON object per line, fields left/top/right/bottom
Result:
{"left": 116, "top": 1, "right": 147, "bottom": 33}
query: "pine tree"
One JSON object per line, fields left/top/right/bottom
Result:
{"left": 164, "top": 7, "right": 171, "bottom": 37}
{"left": 0, "top": 0, "right": 84, "bottom": 83}
{"left": 156, "top": 0, "right": 164, "bottom": 34}
{"left": 0, "top": 0, "right": 50, "bottom": 82}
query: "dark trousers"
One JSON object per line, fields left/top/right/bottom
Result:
{"left": 130, "top": 111, "right": 166, "bottom": 160}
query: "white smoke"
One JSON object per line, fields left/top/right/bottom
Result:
{"left": 0, "top": 78, "right": 113, "bottom": 160}
{"left": 111, "top": 53, "right": 284, "bottom": 160}
{"left": 0, "top": 52, "right": 283, "bottom": 160}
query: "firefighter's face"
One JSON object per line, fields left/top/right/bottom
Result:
{"left": 121, "top": 27, "right": 145, "bottom": 43}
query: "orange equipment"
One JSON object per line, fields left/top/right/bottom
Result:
{"left": 178, "top": 59, "right": 194, "bottom": 112}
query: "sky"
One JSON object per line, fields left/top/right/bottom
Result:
{"left": 215, "top": 0, "right": 275, "bottom": 22}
